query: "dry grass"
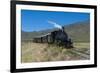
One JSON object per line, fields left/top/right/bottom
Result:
{"left": 21, "top": 41, "right": 90, "bottom": 63}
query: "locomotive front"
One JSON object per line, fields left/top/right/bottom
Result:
{"left": 51, "top": 26, "right": 73, "bottom": 48}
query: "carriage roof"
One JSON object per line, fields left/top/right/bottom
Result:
{"left": 34, "top": 33, "right": 51, "bottom": 38}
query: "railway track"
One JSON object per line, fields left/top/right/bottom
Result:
{"left": 70, "top": 48, "right": 90, "bottom": 59}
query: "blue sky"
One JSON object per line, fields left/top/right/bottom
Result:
{"left": 21, "top": 9, "right": 90, "bottom": 32}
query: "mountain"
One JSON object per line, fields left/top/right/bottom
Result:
{"left": 21, "top": 28, "right": 57, "bottom": 40}
{"left": 64, "top": 20, "right": 90, "bottom": 42}
{"left": 21, "top": 20, "right": 90, "bottom": 42}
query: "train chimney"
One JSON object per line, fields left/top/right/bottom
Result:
{"left": 62, "top": 26, "right": 65, "bottom": 32}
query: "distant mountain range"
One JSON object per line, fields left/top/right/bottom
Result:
{"left": 21, "top": 20, "right": 90, "bottom": 42}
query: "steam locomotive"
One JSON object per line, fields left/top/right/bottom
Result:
{"left": 33, "top": 27, "right": 73, "bottom": 48}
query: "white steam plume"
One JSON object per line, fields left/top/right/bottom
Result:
{"left": 47, "top": 20, "right": 62, "bottom": 29}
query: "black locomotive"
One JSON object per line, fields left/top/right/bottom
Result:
{"left": 33, "top": 27, "right": 73, "bottom": 48}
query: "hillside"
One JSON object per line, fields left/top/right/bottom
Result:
{"left": 64, "top": 21, "right": 90, "bottom": 42}
{"left": 21, "top": 20, "right": 90, "bottom": 42}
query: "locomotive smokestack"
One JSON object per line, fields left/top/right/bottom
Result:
{"left": 62, "top": 26, "right": 65, "bottom": 32}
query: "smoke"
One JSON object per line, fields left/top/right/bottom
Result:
{"left": 47, "top": 20, "right": 62, "bottom": 29}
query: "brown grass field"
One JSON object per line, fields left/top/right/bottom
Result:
{"left": 21, "top": 41, "right": 90, "bottom": 63}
